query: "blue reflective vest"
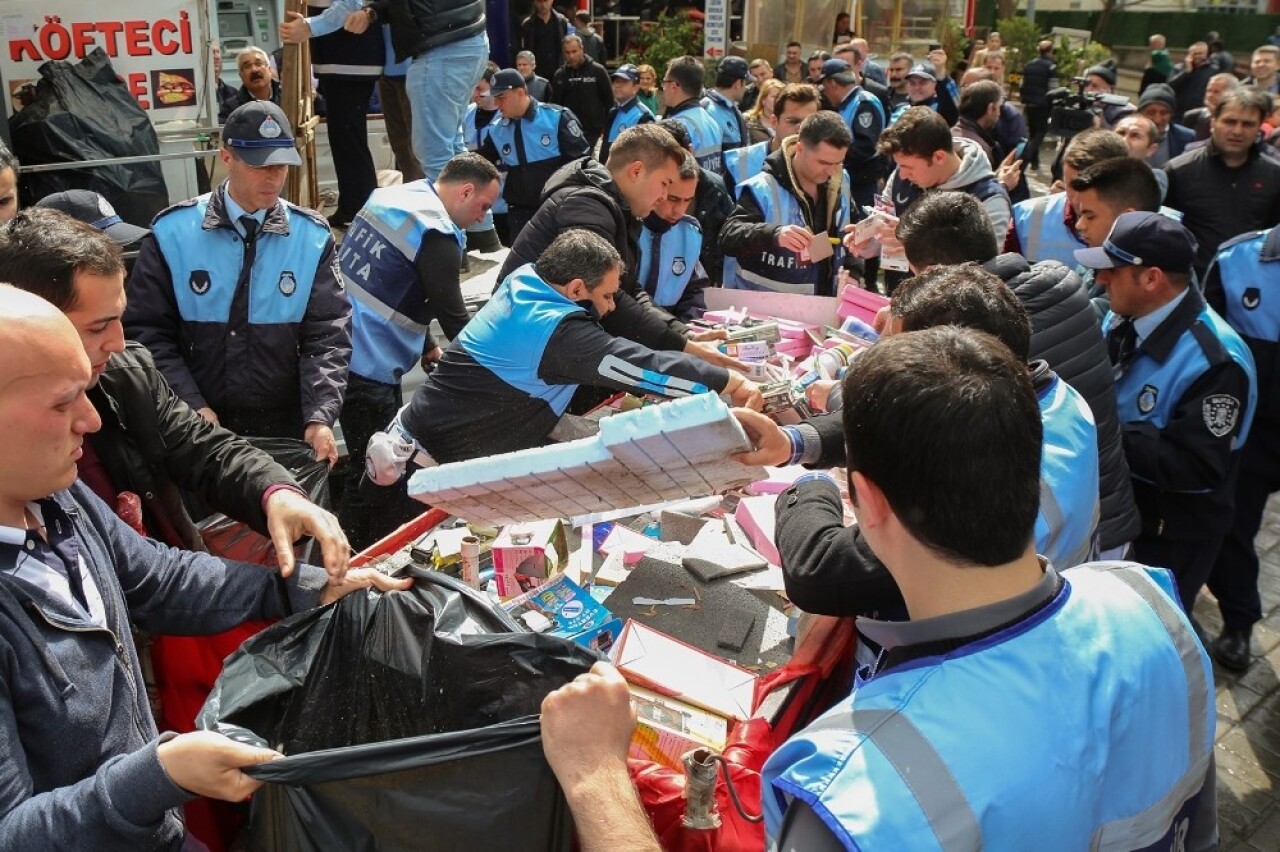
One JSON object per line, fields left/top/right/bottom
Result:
{"left": 606, "top": 97, "right": 655, "bottom": 144}
{"left": 463, "top": 104, "right": 507, "bottom": 214}
{"left": 722, "top": 140, "right": 769, "bottom": 199}
{"left": 1011, "top": 192, "right": 1085, "bottom": 267}
{"left": 1036, "top": 371, "right": 1100, "bottom": 568}
{"left": 667, "top": 100, "right": 724, "bottom": 175}
{"left": 151, "top": 195, "right": 328, "bottom": 328}
{"left": 457, "top": 264, "right": 584, "bottom": 415}
{"left": 638, "top": 216, "right": 702, "bottom": 309}
{"left": 724, "top": 170, "right": 851, "bottom": 294}
{"left": 763, "top": 563, "right": 1215, "bottom": 851}
{"left": 1107, "top": 295, "right": 1257, "bottom": 452}
{"left": 701, "top": 89, "right": 748, "bottom": 149}
{"left": 1209, "top": 228, "right": 1280, "bottom": 420}
{"left": 341, "top": 181, "right": 465, "bottom": 385}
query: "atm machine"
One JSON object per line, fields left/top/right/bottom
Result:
{"left": 213, "top": 0, "right": 283, "bottom": 86}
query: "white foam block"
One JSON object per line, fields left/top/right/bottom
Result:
{"left": 408, "top": 395, "right": 766, "bottom": 525}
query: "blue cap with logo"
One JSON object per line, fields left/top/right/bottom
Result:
{"left": 906, "top": 63, "right": 936, "bottom": 81}
{"left": 490, "top": 68, "right": 528, "bottom": 95}
{"left": 1074, "top": 211, "right": 1198, "bottom": 273}
{"left": 817, "top": 58, "right": 857, "bottom": 84}
{"left": 611, "top": 63, "right": 640, "bottom": 82}
{"left": 222, "top": 100, "right": 301, "bottom": 167}
{"left": 718, "top": 56, "right": 751, "bottom": 81}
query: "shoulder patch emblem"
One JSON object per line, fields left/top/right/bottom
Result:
{"left": 1242, "top": 286, "right": 1261, "bottom": 311}
{"left": 566, "top": 118, "right": 583, "bottom": 138}
{"left": 1203, "top": 394, "right": 1241, "bottom": 438}
{"left": 858, "top": 111, "right": 874, "bottom": 128}
{"left": 1137, "top": 384, "right": 1158, "bottom": 415}
{"left": 189, "top": 270, "right": 211, "bottom": 295}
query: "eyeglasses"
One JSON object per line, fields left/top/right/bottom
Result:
{"left": 661, "top": 78, "right": 677, "bottom": 86}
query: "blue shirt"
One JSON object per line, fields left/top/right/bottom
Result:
{"left": 1129, "top": 288, "right": 1189, "bottom": 347}
{"left": 222, "top": 190, "right": 268, "bottom": 239}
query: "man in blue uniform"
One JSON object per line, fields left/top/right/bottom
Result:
{"left": 536, "top": 324, "right": 1218, "bottom": 852}
{"left": 337, "top": 153, "right": 500, "bottom": 549}
{"left": 362, "top": 230, "right": 761, "bottom": 532}
{"left": 478, "top": 68, "right": 590, "bottom": 242}
{"left": 1203, "top": 227, "right": 1280, "bottom": 670}
{"left": 721, "top": 83, "right": 821, "bottom": 199}
{"left": 637, "top": 153, "right": 706, "bottom": 320}
{"left": 816, "top": 57, "right": 886, "bottom": 210}
{"left": 661, "top": 55, "right": 724, "bottom": 175}
{"left": 720, "top": 110, "right": 852, "bottom": 295}
{"left": 126, "top": 101, "right": 351, "bottom": 465}
{"left": 1077, "top": 211, "right": 1257, "bottom": 618}
{"left": 600, "top": 64, "right": 654, "bottom": 167}
{"left": 701, "top": 56, "right": 751, "bottom": 151}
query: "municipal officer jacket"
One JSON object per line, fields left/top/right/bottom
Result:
{"left": 763, "top": 562, "right": 1218, "bottom": 852}
{"left": 88, "top": 343, "right": 297, "bottom": 552}
{"left": 701, "top": 89, "right": 749, "bottom": 150}
{"left": 463, "top": 103, "right": 506, "bottom": 213}
{"left": 550, "top": 58, "right": 613, "bottom": 140}
{"left": 306, "top": 1, "right": 384, "bottom": 77}
{"left": 1108, "top": 288, "right": 1257, "bottom": 540}
{"left": 1207, "top": 227, "right": 1280, "bottom": 422}
{"left": 498, "top": 157, "right": 689, "bottom": 352}
{"left": 832, "top": 84, "right": 886, "bottom": 186}
{"left": 665, "top": 98, "right": 725, "bottom": 175}
{"left": 638, "top": 213, "right": 706, "bottom": 319}
{"left": 722, "top": 139, "right": 769, "bottom": 199}
{"left": 400, "top": 264, "right": 729, "bottom": 462}
{"left": 341, "top": 180, "right": 468, "bottom": 386}
{"left": 125, "top": 183, "right": 352, "bottom": 428}
{"left": 479, "top": 99, "right": 590, "bottom": 210}
{"left": 1009, "top": 191, "right": 1086, "bottom": 267}
{"left": 375, "top": 0, "right": 486, "bottom": 62}
{"left": 773, "top": 362, "right": 1102, "bottom": 619}
{"left": 720, "top": 140, "right": 850, "bottom": 295}
{"left": 600, "top": 96, "right": 654, "bottom": 165}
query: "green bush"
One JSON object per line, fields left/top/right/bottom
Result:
{"left": 1054, "top": 39, "right": 1112, "bottom": 82}
{"left": 996, "top": 16, "right": 1043, "bottom": 74}
{"left": 622, "top": 12, "right": 706, "bottom": 82}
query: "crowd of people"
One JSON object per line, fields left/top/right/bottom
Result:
{"left": 2, "top": 4, "right": 1280, "bottom": 848}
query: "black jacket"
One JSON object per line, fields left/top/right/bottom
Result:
{"left": 520, "top": 9, "right": 570, "bottom": 82}
{"left": 89, "top": 343, "right": 298, "bottom": 551}
{"left": 1019, "top": 55, "right": 1057, "bottom": 108}
{"left": 551, "top": 59, "right": 614, "bottom": 140}
{"left": 1168, "top": 64, "right": 1215, "bottom": 124}
{"left": 498, "top": 157, "right": 688, "bottom": 351}
{"left": 694, "top": 168, "right": 734, "bottom": 284}
{"left": 376, "top": 0, "right": 486, "bottom": 63}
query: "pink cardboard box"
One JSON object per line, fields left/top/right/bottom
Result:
{"left": 734, "top": 494, "right": 780, "bottom": 566}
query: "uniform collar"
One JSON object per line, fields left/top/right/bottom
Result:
{"left": 205, "top": 182, "right": 290, "bottom": 236}
{"left": 1128, "top": 286, "right": 1201, "bottom": 362}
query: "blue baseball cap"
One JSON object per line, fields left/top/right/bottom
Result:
{"left": 490, "top": 69, "right": 527, "bottom": 95}
{"left": 611, "top": 63, "right": 640, "bottom": 82}
{"left": 817, "top": 58, "right": 857, "bottom": 85}
{"left": 1074, "top": 211, "right": 1198, "bottom": 273}
{"left": 906, "top": 63, "right": 936, "bottom": 80}
{"left": 222, "top": 100, "right": 300, "bottom": 167}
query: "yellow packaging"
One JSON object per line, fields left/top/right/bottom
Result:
{"left": 627, "top": 685, "right": 729, "bottom": 771}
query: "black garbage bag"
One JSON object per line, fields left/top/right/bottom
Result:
{"left": 198, "top": 570, "right": 602, "bottom": 851}
{"left": 9, "top": 47, "right": 167, "bottom": 226}
{"left": 198, "top": 437, "right": 331, "bottom": 567}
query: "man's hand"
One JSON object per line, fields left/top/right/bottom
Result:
{"left": 996, "top": 148, "right": 1024, "bottom": 191}
{"left": 541, "top": 663, "right": 636, "bottom": 795}
{"left": 724, "top": 373, "right": 764, "bottom": 411}
{"left": 841, "top": 222, "right": 878, "bottom": 259}
{"left": 265, "top": 488, "right": 350, "bottom": 580}
{"left": 685, "top": 326, "right": 728, "bottom": 343}
{"left": 279, "top": 10, "right": 312, "bottom": 44}
{"left": 805, "top": 379, "right": 839, "bottom": 413}
{"left": 420, "top": 345, "right": 443, "bottom": 372}
{"left": 872, "top": 304, "right": 892, "bottom": 334}
{"left": 683, "top": 338, "right": 749, "bottom": 372}
{"left": 318, "top": 565, "right": 414, "bottom": 605}
{"left": 731, "top": 407, "right": 791, "bottom": 466}
{"left": 157, "top": 731, "right": 281, "bottom": 802}
{"left": 777, "top": 224, "right": 814, "bottom": 254}
{"left": 304, "top": 422, "right": 339, "bottom": 468}
{"left": 196, "top": 407, "right": 219, "bottom": 425}
{"left": 929, "top": 48, "right": 948, "bottom": 76}
{"left": 343, "top": 9, "right": 371, "bottom": 34}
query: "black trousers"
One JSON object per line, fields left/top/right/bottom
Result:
{"left": 1208, "top": 419, "right": 1280, "bottom": 631}
{"left": 1132, "top": 534, "right": 1226, "bottom": 618}
{"left": 1023, "top": 105, "right": 1050, "bottom": 169}
{"left": 337, "top": 374, "right": 402, "bottom": 552}
{"left": 321, "top": 75, "right": 379, "bottom": 220}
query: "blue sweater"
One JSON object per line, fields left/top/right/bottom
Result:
{"left": 0, "top": 481, "right": 327, "bottom": 849}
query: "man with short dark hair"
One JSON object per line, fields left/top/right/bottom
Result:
{"left": 702, "top": 56, "right": 751, "bottom": 151}
{"left": 1169, "top": 41, "right": 1215, "bottom": 124}
{"left": 662, "top": 56, "right": 724, "bottom": 174}
{"left": 885, "top": 52, "right": 913, "bottom": 111}
{"left": 520, "top": 0, "right": 570, "bottom": 81}
{"left": 572, "top": 10, "right": 605, "bottom": 64}
{"left": 1165, "top": 87, "right": 1280, "bottom": 277}
{"left": 720, "top": 111, "right": 853, "bottom": 295}
{"left": 1114, "top": 115, "right": 1168, "bottom": 198}
{"left": 817, "top": 58, "right": 886, "bottom": 210}
{"left": 654, "top": 119, "right": 735, "bottom": 288}
{"left": 637, "top": 153, "right": 707, "bottom": 319}
{"left": 722, "top": 83, "right": 822, "bottom": 198}
{"left": 775, "top": 42, "right": 805, "bottom": 84}
{"left": 954, "top": 79, "right": 1005, "bottom": 169}
{"left": 1077, "top": 212, "right": 1257, "bottom": 617}
{"left": 361, "top": 230, "right": 761, "bottom": 531}
{"left": 1245, "top": 45, "right": 1280, "bottom": 94}
{"left": 538, "top": 322, "right": 1219, "bottom": 852}
{"left": 551, "top": 35, "right": 613, "bottom": 148}
{"left": 806, "top": 50, "right": 831, "bottom": 84}
{"left": 126, "top": 101, "right": 351, "bottom": 461}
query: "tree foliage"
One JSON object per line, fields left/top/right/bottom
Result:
{"left": 622, "top": 12, "right": 706, "bottom": 79}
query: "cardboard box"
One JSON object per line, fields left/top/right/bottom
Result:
{"left": 628, "top": 684, "right": 729, "bottom": 771}
{"left": 611, "top": 620, "right": 758, "bottom": 720}
{"left": 501, "top": 573, "right": 623, "bottom": 654}
{"left": 492, "top": 519, "right": 566, "bottom": 599}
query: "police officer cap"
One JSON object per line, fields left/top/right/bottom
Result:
{"left": 817, "top": 58, "right": 857, "bottom": 85}
{"left": 611, "top": 63, "right": 640, "bottom": 82}
{"left": 718, "top": 56, "right": 751, "bottom": 80}
{"left": 1074, "top": 211, "right": 1198, "bottom": 273}
{"left": 490, "top": 69, "right": 528, "bottom": 95}
{"left": 222, "top": 100, "right": 301, "bottom": 167}
{"left": 35, "top": 189, "right": 150, "bottom": 247}
{"left": 1085, "top": 64, "right": 1117, "bottom": 87}
{"left": 905, "top": 63, "right": 936, "bottom": 81}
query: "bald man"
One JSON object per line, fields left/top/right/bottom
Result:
{"left": 0, "top": 285, "right": 409, "bottom": 849}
